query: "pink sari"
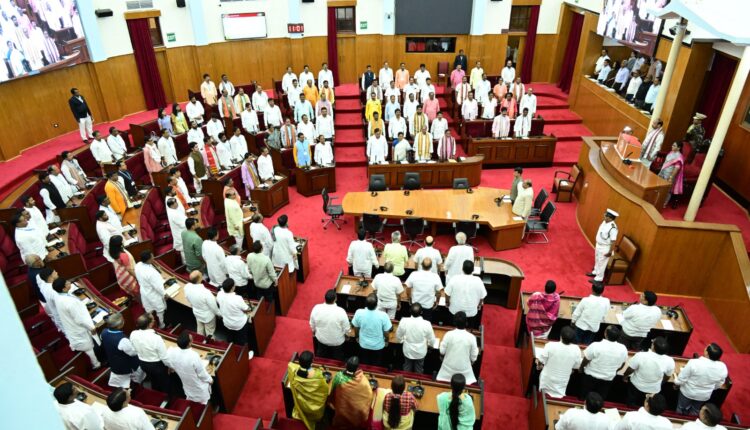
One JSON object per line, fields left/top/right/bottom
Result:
{"left": 661, "top": 154, "right": 685, "bottom": 195}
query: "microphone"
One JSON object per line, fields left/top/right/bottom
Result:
{"left": 623, "top": 151, "right": 634, "bottom": 165}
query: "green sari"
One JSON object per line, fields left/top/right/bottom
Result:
{"left": 288, "top": 363, "right": 330, "bottom": 430}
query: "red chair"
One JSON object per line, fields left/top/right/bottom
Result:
{"left": 147, "top": 190, "right": 168, "bottom": 222}
{"left": 437, "top": 61, "right": 449, "bottom": 87}
{"left": 0, "top": 225, "right": 26, "bottom": 286}
{"left": 199, "top": 200, "right": 228, "bottom": 241}
{"left": 131, "top": 384, "right": 169, "bottom": 407}
{"left": 139, "top": 219, "right": 173, "bottom": 256}
{"left": 67, "top": 223, "right": 107, "bottom": 269}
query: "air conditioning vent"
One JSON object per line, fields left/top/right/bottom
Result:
{"left": 126, "top": 0, "right": 154, "bottom": 10}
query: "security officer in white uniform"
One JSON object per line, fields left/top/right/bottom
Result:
{"left": 586, "top": 209, "right": 618, "bottom": 286}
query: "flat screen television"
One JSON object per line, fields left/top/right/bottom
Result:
{"left": 596, "top": 0, "right": 669, "bottom": 56}
{"left": 222, "top": 12, "right": 268, "bottom": 40}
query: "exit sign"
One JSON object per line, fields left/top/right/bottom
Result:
{"left": 288, "top": 23, "right": 304, "bottom": 33}
{"left": 166, "top": 32, "right": 176, "bottom": 42}
{"left": 360, "top": 21, "right": 367, "bottom": 30}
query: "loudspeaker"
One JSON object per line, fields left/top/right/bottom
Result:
{"left": 94, "top": 9, "right": 113, "bottom": 18}
{"left": 176, "top": 0, "right": 186, "bottom": 7}
{"left": 301, "top": 0, "right": 315, "bottom": 3}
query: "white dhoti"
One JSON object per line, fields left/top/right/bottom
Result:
{"left": 79, "top": 115, "right": 94, "bottom": 140}
{"left": 592, "top": 244, "right": 610, "bottom": 282}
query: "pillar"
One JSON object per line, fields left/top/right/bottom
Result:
{"left": 288, "top": 0, "right": 302, "bottom": 39}
{"left": 650, "top": 19, "right": 686, "bottom": 128}
{"left": 76, "top": 0, "right": 107, "bottom": 61}
{"left": 187, "top": 0, "right": 208, "bottom": 46}
{"left": 471, "top": 0, "right": 486, "bottom": 35}
{"left": 684, "top": 45, "right": 750, "bottom": 221}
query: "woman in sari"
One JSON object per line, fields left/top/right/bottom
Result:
{"left": 658, "top": 141, "right": 685, "bottom": 209}
{"left": 383, "top": 376, "right": 417, "bottom": 430}
{"left": 288, "top": 351, "right": 329, "bottom": 430}
{"left": 109, "top": 235, "right": 140, "bottom": 299}
{"left": 437, "top": 374, "right": 475, "bottom": 430}
{"left": 172, "top": 103, "right": 189, "bottom": 134}
{"left": 329, "top": 356, "right": 373, "bottom": 429}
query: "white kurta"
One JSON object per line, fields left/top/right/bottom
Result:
{"left": 492, "top": 115, "right": 511, "bottom": 138}
{"left": 314, "top": 142, "right": 334, "bottom": 165}
{"left": 388, "top": 117, "right": 407, "bottom": 140}
{"left": 241, "top": 109, "right": 259, "bottom": 133}
{"left": 56, "top": 293, "right": 96, "bottom": 351}
{"left": 538, "top": 341, "right": 583, "bottom": 398}
{"left": 437, "top": 329, "right": 479, "bottom": 385}
{"left": 444, "top": 245, "right": 475, "bottom": 283}
{"left": 15, "top": 226, "right": 48, "bottom": 261}
{"left": 514, "top": 115, "right": 532, "bottom": 138}
{"left": 158, "top": 137, "right": 178, "bottom": 165}
{"left": 167, "top": 207, "right": 187, "bottom": 252}
{"left": 206, "top": 120, "right": 225, "bottom": 141}
{"left": 107, "top": 134, "right": 128, "bottom": 159}
{"left": 26, "top": 205, "right": 49, "bottom": 237}
{"left": 216, "top": 141, "right": 233, "bottom": 169}
{"left": 56, "top": 400, "right": 104, "bottom": 430}
{"left": 90, "top": 138, "right": 113, "bottom": 164}
{"left": 272, "top": 226, "right": 297, "bottom": 272}
{"left": 229, "top": 135, "right": 249, "bottom": 161}
{"left": 252, "top": 92, "right": 269, "bottom": 112}
{"left": 186, "top": 102, "right": 205, "bottom": 124}
{"left": 257, "top": 155, "right": 274, "bottom": 181}
{"left": 520, "top": 94, "right": 537, "bottom": 116}
{"left": 135, "top": 262, "right": 166, "bottom": 313}
{"left": 431, "top": 118, "right": 449, "bottom": 140}
{"left": 501, "top": 66, "right": 516, "bottom": 84}
{"left": 250, "top": 222, "right": 274, "bottom": 258}
{"left": 379, "top": 67, "right": 394, "bottom": 89}
{"left": 165, "top": 347, "right": 213, "bottom": 404}
{"left": 102, "top": 404, "right": 153, "bottom": 430}
{"left": 366, "top": 135, "right": 388, "bottom": 164}
{"left": 346, "top": 239, "right": 379, "bottom": 277}
{"left": 461, "top": 99, "right": 478, "bottom": 121}
{"left": 96, "top": 220, "right": 121, "bottom": 262}
{"left": 202, "top": 240, "right": 228, "bottom": 286}
{"left": 187, "top": 127, "right": 205, "bottom": 146}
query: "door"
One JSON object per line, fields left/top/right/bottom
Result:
{"left": 337, "top": 36, "right": 358, "bottom": 84}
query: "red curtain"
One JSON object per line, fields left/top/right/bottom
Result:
{"left": 557, "top": 12, "right": 584, "bottom": 93}
{"left": 696, "top": 53, "right": 738, "bottom": 137}
{"left": 520, "top": 5, "right": 540, "bottom": 83}
{"left": 126, "top": 19, "right": 166, "bottom": 110}
{"left": 326, "top": 8, "right": 340, "bottom": 86}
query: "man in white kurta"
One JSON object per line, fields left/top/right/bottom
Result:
{"left": 314, "top": 137, "right": 334, "bottom": 166}
{"left": 588, "top": 209, "right": 618, "bottom": 285}
{"left": 54, "top": 383, "right": 104, "bottom": 430}
{"left": 393, "top": 134, "right": 412, "bottom": 162}
{"left": 264, "top": 99, "right": 283, "bottom": 128}
{"left": 240, "top": 104, "right": 260, "bottom": 134}
{"left": 107, "top": 128, "right": 129, "bottom": 159}
{"left": 347, "top": 230, "right": 379, "bottom": 278}
{"left": 167, "top": 201, "right": 187, "bottom": 259}
{"left": 252, "top": 86, "right": 269, "bottom": 112}
{"left": 431, "top": 112, "right": 449, "bottom": 140}
{"left": 492, "top": 109, "right": 512, "bottom": 138}
{"left": 165, "top": 333, "right": 213, "bottom": 404}
{"left": 379, "top": 62, "right": 394, "bottom": 90}
{"left": 437, "top": 312, "right": 479, "bottom": 385}
{"left": 271, "top": 216, "right": 298, "bottom": 273}
{"left": 520, "top": 89, "right": 537, "bottom": 117}
{"left": 206, "top": 116, "right": 225, "bottom": 141}
{"left": 203, "top": 229, "right": 228, "bottom": 286}
{"left": 250, "top": 214, "right": 274, "bottom": 258}
{"left": 229, "top": 129, "right": 249, "bottom": 162}
{"left": 318, "top": 63, "right": 334, "bottom": 90}
{"left": 555, "top": 393, "right": 611, "bottom": 430}
{"left": 23, "top": 196, "right": 49, "bottom": 237}
{"left": 96, "top": 213, "right": 122, "bottom": 262}
{"left": 90, "top": 133, "right": 115, "bottom": 165}
{"left": 157, "top": 131, "right": 178, "bottom": 165}
{"left": 14, "top": 216, "right": 48, "bottom": 261}
{"left": 388, "top": 110, "right": 407, "bottom": 140}
{"left": 134, "top": 253, "right": 167, "bottom": 328}
{"left": 514, "top": 109, "right": 532, "bottom": 138}
{"left": 187, "top": 97, "right": 205, "bottom": 124}
{"left": 501, "top": 60, "right": 516, "bottom": 84}
{"left": 640, "top": 119, "right": 664, "bottom": 169}
{"left": 282, "top": 67, "right": 298, "bottom": 94}
{"left": 444, "top": 232, "right": 474, "bottom": 283}
{"left": 537, "top": 327, "right": 583, "bottom": 398}
{"left": 366, "top": 130, "right": 388, "bottom": 164}
{"left": 54, "top": 278, "right": 101, "bottom": 368}
{"left": 461, "top": 93, "right": 479, "bottom": 121}
{"left": 299, "top": 66, "right": 315, "bottom": 89}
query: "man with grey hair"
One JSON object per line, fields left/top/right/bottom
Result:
{"left": 100, "top": 312, "right": 146, "bottom": 388}
{"left": 382, "top": 230, "right": 409, "bottom": 278}
{"left": 184, "top": 271, "right": 221, "bottom": 340}
{"left": 444, "top": 232, "right": 475, "bottom": 283}
{"left": 512, "top": 179, "right": 534, "bottom": 219}
{"left": 225, "top": 244, "right": 251, "bottom": 298}
{"left": 372, "top": 262, "right": 404, "bottom": 319}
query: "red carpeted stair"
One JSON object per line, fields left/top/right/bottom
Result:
{"left": 335, "top": 128, "right": 365, "bottom": 147}
{"left": 335, "top": 98, "right": 362, "bottom": 113}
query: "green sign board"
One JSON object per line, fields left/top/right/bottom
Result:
{"left": 360, "top": 21, "right": 367, "bottom": 30}
{"left": 166, "top": 32, "right": 176, "bottom": 43}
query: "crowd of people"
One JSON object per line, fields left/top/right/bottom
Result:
{"left": 594, "top": 48, "right": 665, "bottom": 112}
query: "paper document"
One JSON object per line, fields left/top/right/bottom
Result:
{"left": 473, "top": 266, "right": 481, "bottom": 275}
{"left": 502, "top": 196, "right": 511, "bottom": 201}
{"left": 615, "top": 313, "right": 624, "bottom": 324}
{"left": 341, "top": 284, "right": 351, "bottom": 294}
{"left": 604, "top": 408, "right": 621, "bottom": 423}
{"left": 93, "top": 310, "right": 108, "bottom": 324}
{"left": 438, "top": 296, "right": 446, "bottom": 307}
{"left": 400, "top": 161, "right": 409, "bottom": 164}
{"left": 512, "top": 216, "right": 523, "bottom": 221}
{"left": 166, "top": 283, "right": 182, "bottom": 298}
{"left": 81, "top": 297, "right": 92, "bottom": 305}
{"left": 125, "top": 237, "right": 138, "bottom": 246}
{"left": 49, "top": 227, "right": 61, "bottom": 235}
{"left": 243, "top": 216, "right": 252, "bottom": 222}
{"left": 47, "top": 239, "right": 62, "bottom": 247}
{"left": 660, "top": 319, "right": 674, "bottom": 330}
{"left": 433, "top": 338, "right": 440, "bottom": 349}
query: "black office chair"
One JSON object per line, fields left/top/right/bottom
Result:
{"left": 453, "top": 178, "right": 470, "bottom": 190}
{"left": 321, "top": 188, "right": 346, "bottom": 230}
{"left": 362, "top": 213, "right": 386, "bottom": 247}
{"left": 403, "top": 172, "right": 421, "bottom": 190}
{"left": 525, "top": 202, "right": 556, "bottom": 244}
{"left": 454, "top": 220, "right": 479, "bottom": 252}
{"left": 529, "top": 188, "right": 549, "bottom": 219}
{"left": 369, "top": 174, "right": 387, "bottom": 192}
{"left": 401, "top": 217, "right": 427, "bottom": 250}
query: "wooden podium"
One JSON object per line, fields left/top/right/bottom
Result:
{"left": 250, "top": 175, "right": 290, "bottom": 217}
{"left": 466, "top": 136, "right": 556, "bottom": 166}
{"left": 296, "top": 165, "right": 336, "bottom": 196}
{"left": 600, "top": 140, "right": 671, "bottom": 209}
{"left": 366, "top": 155, "right": 484, "bottom": 189}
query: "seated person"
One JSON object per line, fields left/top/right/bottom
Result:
{"left": 288, "top": 350, "right": 329, "bottom": 430}
{"left": 329, "top": 356, "right": 374, "bottom": 429}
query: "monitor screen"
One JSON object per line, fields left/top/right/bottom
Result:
{"left": 222, "top": 13, "right": 268, "bottom": 40}
{"left": 596, "top": 0, "right": 669, "bottom": 56}
{"left": 1, "top": 0, "right": 89, "bottom": 84}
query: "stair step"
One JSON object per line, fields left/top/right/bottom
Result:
{"left": 336, "top": 129, "right": 365, "bottom": 147}
{"left": 335, "top": 113, "right": 364, "bottom": 129}
{"left": 336, "top": 98, "right": 362, "bottom": 112}
{"left": 334, "top": 83, "right": 362, "bottom": 98}
{"left": 335, "top": 146, "right": 368, "bottom": 167}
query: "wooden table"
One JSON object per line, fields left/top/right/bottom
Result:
{"left": 516, "top": 292, "right": 693, "bottom": 355}
{"left": 465, "top": 136, "right": 557, "bottom": 166}
{"left": 249, "top": 175, "right": 290, "bottom": 217}
{"left": 600, "top": 141, "right": 672, "bottom": 209}
{"left": 342, "top": 187, "right": 526, "bottom": 251}
{"left": 281, "top": 358, "right": 484, "bottom": 429}
{"left": 366, "top": 155, "right": 484, "bottom": 189}
{"left": 296, "top": 164, "right": 336, "bottom": 196}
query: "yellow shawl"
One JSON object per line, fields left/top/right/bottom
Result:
{"left": 287, "top": 363, "right": 329, "bottom": 430}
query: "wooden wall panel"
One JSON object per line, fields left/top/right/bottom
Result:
{"left": 164, "top": 46, "right": 200, "bottom": 101}
{"left": 572, "top": 75, "right": 650, "bottom": 137}
{"left": 90, "top": 54, "right": 147, "bottom": 120}
{"left": 155, "top": 50, "right": 175, "bottom": 105}
{"left": 532, "top": 35, "right": 557, "bottom": 83}
{"left": 717, "top": 73, "right": 750, "bottom": 202}
{"left": 548, "top": 5, "right": 573, "bottom": 85}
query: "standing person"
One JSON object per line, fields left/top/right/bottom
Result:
{"left": 674, "top": 343, "right": 728, "bottom": 416}
{"left": 166, "top": 199, "right": 187, "bottom": 261}
{"left": 216, "top": 279, "right": 252, "bottom": 349}
{"left": 686, "top": 113, "right": 707, "bottom": 152}
{"left": 444, "top": 232, "right": 474, "bottom": 283}
{"left": 556, "top": 392, "right": 610, "bottom": 430}
{"left": 512, "top": 179, "right": 534, "bottom": 219}
{"left": 89, "top": 131, "right": 115, "bottom": 167}
{"left": 372, "top": 262, "right": 405, "bottom": 319}
{"left": 367, "top": 128, "right": 388, "bottom": 164}
{"left": 513, "top": 107, "right": 532, "bottom": 137}
{"left": 432, "top": 111, "right": 449, "bottom": 141}
{"left": 250, "top": 214, "right": 274, "bottom": 258}
{"left": 68, "top": 87, "right": 94, "bottom": 142}
{"left": 282, "top": 66, "right": 299, "bottom": 94}
{"left": 246, "top": 240, "right": 277, "bottom": 302}
{"left": 186, "top": 95, "right": 205, "bottom": 125}
{"left": 316, "top": 106, "right": 335, "bottom": 143}
{"left": 219, "top": 74, "right": 235, "bottom": 97}
{"left": 13, "top": 213, "right": 48, "bottom": 262}
{"left": 395, "top": 62, "right": 410, "bottom": 90}
{"left": 509, "top": 166, "right": 523, "bottom": 202}
{"left": 455, "top": 75, "right": 471, "bottom": 107}
{"left": 53, "top": 278, "right": 101, "bottom": 370}
{"left": 134, "top": 251, "right": 168, "bottom": 328}
{"left": 519, "top": 88, "right": 537, "bottom": 117}
{"left": 293, "top": 132, "right": 312, "bottom": 168}
{"left": 226, "top": 244, "right": 252, "bottom": 298}
{"left": 383, "top": 231, "right": 409, "bottom": 278}
{"left": 54, "top": 382, "right": 104, "bottom": 430}
{"left": 388, "top": 109, "right": 407, "bottom": 140}
{"left": 594, "top": 49, "right": 610, "bottom": 74}
{"left": 184, "top": 271, "right": 221, "bottom": 340}
{"left": 187, "top": 142, "right": 208, "bottom": 193}
{"left": 309, "top": 289, "right": 350, "bottom": 361}
{"left": 413, "top": 236, "right": 442, "bottom": 274}
{"left": 618, "top": 290, "right": 662, "bottom": 350}
{"left": 379, "top": 61, "right": 394, "bottom": 90}
{"left": 461, "top": 92, "right": 478, "bottom": 121}
{"left": 396, "top": 303, "right": 436, "bottom": 374}
{"left": 382, "top": 375, "right": 418, "bottom": 430}
{"left": 413, "top": 64, "right": 431, "bottom": 90}
{"left": 102, "top": 388, "right": 154, "bottom": 429}
{"left": 299, "top": 65, "right": 315, "bottom": 89}
{"left": 200, "top": 73, "right": 218, "bottom": 106}
{"left": 109, "top": 236, "right": 140, "bottom": 299}
{"left": 347, "top": 229, "right": 379, "bottom": 278}
{"left": 423, "top": 92, "right": 439, "bottom": 121}
{"left": 640, "top": 119, "right": 665, "bottom": 169}
{"left": 501, "top": 59, "right": 516, "bottom": 84}
{"left": 571, "top": 282, "right": 610, "bottom": 345}
{"left": 234, "top": 88, "right": 252, "bottom": 115}
{"left": 129, "top": 313, "right": 171, "bottom": 393}
{"left": 361, "top": 65, "right": 376, "bottom": 91}
{"left": 406, "top": 258, "right": 443, "bottom": 322}
{"left": 453, "top": 49, "right": 468, "bottom": 72}
{"left": 164, "top": 331, "right": 213, "bottom": 404}
{"left": 287, "top": 351, "right": 329, "bottom": 430}
{"left": 437, "top": 312, "right": 479, "bottom": 385}
{"left": 658, "top": 142, "right": 685, "bottom": 208}
{"left": 469, "top": 61, "right": 484, "bottom": 91}
{"left": 100, "top": 313, "right": 145, "bottom": 389}
{"left": 437, "top": 374, "right": 475, "bottom": 430}
{"left": 525, "top": 280, "right": 560, "bottom": 339}
{"left": 614, "top": 394, "right": 672, "bottom": 430}
{"left": 444, "top": 261, "right": 486, "bottom": 328}
{"left": 351, "top": 294, "right": 392, "bottom": 367}
{"left": 182, "top": 218, "right": 204, "bottom": 272}
{"left": 625, "top": 71, "right": 642, "bottom": 102}
{"left": 202, "top": 228, "right": 228, "bottom": 286}
{"left": 537, "top": 326, "right": 582, "bottom": 398}
{"left": 271, "top": 215, "right": 298, "bottom": 275}
{"left": 579, "top": 325, "right": 628, "bottom": 400}
{"left": 621, "top": 337, "right": 675, "bottom": 407}
{"left": 313, "top": 135, "right": 334, "bottom": 166}
{"left": 450, "top": 64, "right": 465, "bottom": 89}
{"left": 586, "top": 209, "right": 618, "bottom": 287}
{"left": 224, "top": 189, "right": 245, "bottom": 250}
{"left": 681, "top": 404, "right": 727, "bottom": 430}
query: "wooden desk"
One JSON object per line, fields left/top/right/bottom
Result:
{"left": 281, "top": 359, "right": 484, "bottom": 428}
{"left": 466, "top": 136, "right": 557, "bottom": 166}
{"left": 366, "top": 155, "right": 484, "bottom": 189}
{"left": 296, "top": 165, "right": 336, "bottom": 196}
{"left": 516, "top": 292, "right": 693, "bottom": 355}
{"left": 600, "top": 142, "right": 671, "bottom": 209}
{"left": 342, "top": 187, "right": 526, "bottom": 251}
{"left": 56, "top": 180, "right": 105, "bottom": 242}
{"left": 129, "top": 119, "right": 160, "bottom": 152}
{"left": 461, "top": 118, "right": 545, "bottom": 141}
{"left": 296, "top": 237, "right": 311, "bottom": 283}
{"left": 250, "top": 175, "right": 290, "bottom": 217}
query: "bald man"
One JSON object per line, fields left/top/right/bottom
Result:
{"left": 184, "top": 271, "right": 221, "bottom": 340}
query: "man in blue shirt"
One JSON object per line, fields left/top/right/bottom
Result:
{"left": 351, "top": 293, "right": 392, "bottom": 367}
{"left": 293, "top": 132, "right": 311, "bottom": 168}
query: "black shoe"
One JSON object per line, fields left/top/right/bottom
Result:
{"left": 585, "top": 272, "right": 595, "bottom": 277}
{"left": 588, "top": 279, "right": 601, "bottom": 284}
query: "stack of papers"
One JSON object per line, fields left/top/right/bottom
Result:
{"left": 49, "top": 227, "right": 61, "bottom": 235}
{"left": 512, "top": 216, "right": 523, "bottom": 221}
{"left": 47, "top": 239, "right": 62, "bottom": 247}
{"left": 438, "top": 296, "right": 447, "bottom": 307}
{"left": 274, "top": 175, "right": 283, "bottom": 180}
{"left": 124, "top": 237, "right": 138, "bottom": 246}
{"left": 93, "top": 310, "right": 109, "bottom": 324}
{"left": 341, "top": 284, "right": 352, "bottom": 294}
{"left": 660, "top": 319, "right": 674, "bottom": 330}
{"left": 473, "top": 266, "right": 481, "bottom": 275}
{"left": 166, "top": 283, "right": 182, "bottom": 298}
{"left": 433, "top": 338, "right": 440, "bottom": 348}
{"left": 86, "top": 181, "right": 97, "bottom": 188}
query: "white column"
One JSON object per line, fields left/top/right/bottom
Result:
{"left": 650, "top": 19, "right": 686, "bottom": 127}
{"left": 684, "top": 45, "right": 750, "bottom": 221}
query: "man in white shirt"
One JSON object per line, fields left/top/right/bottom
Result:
{"left": 403, "top": 77, "right": 420, "bottom": 102}
{"left": 514, "top": 107, "right": 532, "bottom": 138}
{"left": 421, "top": 78, "right": 436, "bottom": 104}
{"left": 54, "top": 382, "right": 104, "bottom": 430}
{"left": 165, "top": 331, "right": 213, "bottom": 404}
{"left": 252, "top": 85, "right": 269, "bottom": 113}
{"left": 674, "top": 343, "right": 728, "bottom": 416}
{"left": 431, "top": 111, "right": 449, "bottom": 140}
{"left": 287, "top": 79, "right": 302, "bottom": 110}
{"left": 295, "top": 94, "right": 315, "bottom": 124}
{"left": 445, "top": 260, "right": 486, "bottom": 328}
{"left": 461, "top": 92, "right": 478, "bottom": 121}
{"left": 402, "top": 93, "right": 418, "bottom": 125}
{"left": 622, "top": 337, "right": 675, "bottom": 407}
{"left": 384, "top": 94, "right": 400, "bottom": 122}
{"left": 640, "top": 119, "right": 665, "bottom": 169}
{"left": 157, "top": 129, "right": 178, "bottom": 165}
{"left": 520, "top": 88, "right": 537, "bottom": 117}
{"left": 397, "top": 303, "right": 436, "bottom": 373}
{"left": 318, "top": 62, "right": 334, "bottom": 90}
{"left": 316, "top": 107, "right": 335, "bottom": 143}
{"left": 405, "top": 257, "right": 443, "bottom": 323}
{"left": 643, "top": 77, "right": 661, "bottom": 111}
{"left": 107, "top": 127, "right": 128, "bottom": 159}
{"left": 102, "top": 388, "right": 155, "bottom": 429}
{"left": 579, "top": 325, "right": 628, "bottom": 399}
{"left": 240, "top": 103, "right": 260, "bottom": 134}
{"left": 264, "top": 98, "right": 283, "bottom": 128}
{"left": 556, "top": 392, "right": 610, "bottom": 430}
{"left": 388, "top": 109, "right": 407, "bottom": 140}
{"left": 572, "top": 283, "right": 610, "bottom": 345}
{"left": 372, "top": 262, "right": 405, "bottom": 319}
{"left": 413, "top": 64, "right": 431, "bottom": 89}
{"left": 257, "top": 147, "right": 275, "bottom": 181}
{"left": 444, "top": 232, "right": 474, "bottom": 283}
{"left": 215, "top": 133, "right": 233, "bottom": 169}
{"left": 271, "top": 215, "right": 298, "bottom": 274}
{"left": 186, "top": 95, "right": 205, "bottom": 124}
{"left": 22, "top": 195, "right": 49, "bottom": 237}
{"left": 313, "top": 135, "right": 334, "bottom": 166}
{"left": 613, "top": 60, "right": 631, "bottom": 92}
{"left": 366, "top": 128, "right": 388, "bottom": 164}
{"left": 134, "top": 251, "right": 168, "bottom": 329}
{"left": 379, "top": 61, "right": 394, "bottom": 90}
{"left": 219, "top": 74, "right": 235, "bottom": 97}
{"left": 184, "top": 271, "right": 221, "bottom": 340}
{"left": 512, "top": 179, "right": 534, "bottom": 219}
{"left": 594, "top": 49, "right": 610, "bottom": 74}
{"left": 681, "top": 404, "right": 728, "bottom": 430}
{"left": 413, "top": 236, "right": 442, "bottom": 274}
{"left": 618, "top": 290, "right": 662, "bottom": 350}
{"left": 474, "top": 74, "right": 491, "bottom": 106}
{"left": 90, "top": 131, "right": 114, "bottom": 166}
{"left": 217, "top": 279, "right": 251, "bottom": 347}
{"left": 299, "top": 65, "right": 315, "bottom": 89}
{"left": 309, "top": 289, "right": 351, "bottom": 361}
{"left": 437, "top": 312, "right": 478, "bottom": 384}
{"left": 281, "top": 66, "right": 298, "bottom": 94}
{"left": 128, "top": 313, "right": 171, "bottom": 393}
{"left": 625, "top": 71, "right": 643, "bottom": 102}
{"left": 202, "top": 228, "right": 228, "bottom": 286}
{"left": 53, "top": 277, "right": 101, "bottom": 369}
{"left": 493, "top": 107, "right": 512, "bottom": 138}
{"left": 206, "top": 115, "right": 225, "bottom": 141}
{"left": 392, "top": 132, "right": 412, "bottom": 162}
{"left": 597, "top": 59, "right": 612, "bottom": 84}
{"left": 187, "top": 121, "right": 205, "bottom": 148}
{"left": 501, "top": 59, "right": 516, "bottom": 84}
{"left": 13, "top": 213, "right": 48, "bottom": 262}
{"left": 229, "top": 128, "right": 249, "bottom": 162}
{"left": 60, "top": 151, "right": 87, "bottom": 190}
{"left": 615, "top": 394, "right": 673, "bottom": 430}
{"left": 385, "top": 82, "right": 401, "bottom": 106}
{"left": 225, "top": 245, "right": 252, "bottom": 297}
{"left": 249, "top": 214, "right": 274, "bottom": 258}
{"left": 96, "top": 210, "right": 123, "bottom": 262}
{"left": 538, "top": 326, "right": 583, "bottom": 398}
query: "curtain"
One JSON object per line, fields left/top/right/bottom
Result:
{"left": 126, "top": 19, "right": 166, "bottom": 110}
{"left": 557, "top": 12, "right": 584, "bottom": 93}
{"left": 327, "top": 8, "right": 340, "bottom": 87}
{"left": 520, "top": 5, "right": 540, "bottom": 83}
{"left": 696, "top": 53, "right": 738, "bottom": 137}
